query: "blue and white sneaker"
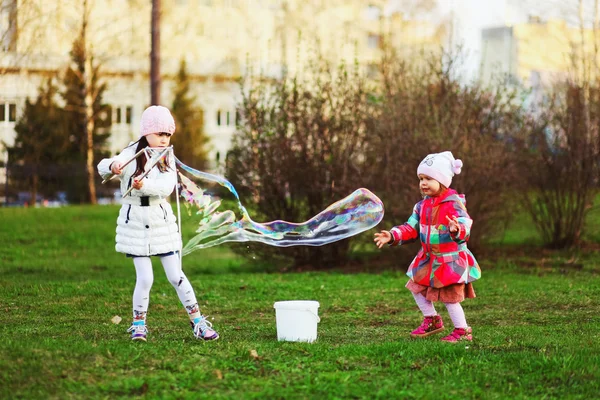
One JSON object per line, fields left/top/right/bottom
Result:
{"left": 127, "top": 321, "right": 148, "bottom": 341}
{"left": 192, "top": 316, "right": 219, "bottom": 341}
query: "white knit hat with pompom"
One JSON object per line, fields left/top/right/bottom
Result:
{"left": 416, "top": 151, "right": 463, "bottom": 188}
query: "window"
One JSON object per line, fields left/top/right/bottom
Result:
{"left": 0, "top": 103, "right": 17, "bottom": 122}
{"left": 9, "top": 103, "right": 16, "bottom": 121}
{"left": 226, "top": 111, "right": 230, "bottom": 126}
{"left": 235, "top": 110, "right": 241, "bottom": 126}
{"left": 367, "top": 34, "right": 380, "bottom": 49}
{"left": 366, "top": 63, "right": 379, "bottom": 79}
{"left": 217, "top": 110, "right": 221, "bottom": 126}
{"left": 365, "top": 5, "right": 381, "bottom": 21}
{"left": 126, "top": 106, "right": 132, "bottom": 124}
{"left": 116, "top": 107, "right": 122, "bottom": 124}
{"left": 104, "top": 106, "right": 113, "bottom": 126}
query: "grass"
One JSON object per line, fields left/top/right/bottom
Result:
{"left": 1, "top": 205, "right": 600, "bottom": 399}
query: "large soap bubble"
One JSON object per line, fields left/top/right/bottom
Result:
{"left": 176, "top": 159, "right": 384, "bottom": 255}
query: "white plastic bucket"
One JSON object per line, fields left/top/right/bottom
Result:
{"left": 273, "top": 300, "right": 320, "bottom": 343}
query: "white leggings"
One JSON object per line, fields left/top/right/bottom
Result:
{"left": 132, "top": 254, "right": 200, "bottom": 321}
{"left": 412, "top": 292, "right": 468, "bottom": 329}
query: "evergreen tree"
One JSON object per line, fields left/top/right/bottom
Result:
{"left": 171, "top": 59, "right": 209, "bottom": 169}
{"left": 7, "top": 78, "right": 68, "bottom": 204}
{"left": 61, "top": 36, "right": 111, "bottom": 203}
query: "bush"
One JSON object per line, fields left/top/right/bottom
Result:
{"left": 227, "top": 60, "right": 373, "bottom": 267}
{"left": 365, "top": 49, "right": 528, "bottom": 250}
{"left": 514, "top": 82, "right": 600, "bottom": 248}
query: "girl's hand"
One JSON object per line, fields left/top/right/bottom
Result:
{"left": 446, "top": 215, "right": 460, "bottom": 234}
{"left": 132, "top": 179, "right": 144, "bottom": 190}
{"left": 111, "top": 161, "right": 123, "bottom": 175}
{"left": 374, "top": 230, "right": 392, "bottom": 248}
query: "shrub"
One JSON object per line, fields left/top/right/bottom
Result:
{"left": 514, "top": 82, "right": 600, "bottom": 248}
{"left": 365, "top": 49, "right": 528, "bottom": 250}
{"left": 227, "top": 60, "right": 373, "bottom": 267}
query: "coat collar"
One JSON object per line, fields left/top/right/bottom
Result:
{"left": 425, "top": 188, "right": 464, "bottom": 206}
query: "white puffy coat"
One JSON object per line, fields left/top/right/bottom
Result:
{"left": 97, "top": 144, "right": 182, "bottom": 256}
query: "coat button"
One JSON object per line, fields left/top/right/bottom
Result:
{"left": 145, "top": 225, "right": 150, "bottom": 229}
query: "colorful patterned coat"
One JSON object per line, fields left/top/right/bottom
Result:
{"left": 390, "top": 189, "right": 481, "bottom": 288}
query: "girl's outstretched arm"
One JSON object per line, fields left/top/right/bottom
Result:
{"left": 97, "top": 145, "right": 136, "bottom": 180}
{"left": 387, "top": 202, "right": 422, "bottom": 246}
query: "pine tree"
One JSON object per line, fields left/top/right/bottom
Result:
{"left": 8, "top": 78, "right": 69, "bottom": 204}
{"left": 171, "top": 59, "right": 209, "bottom": 169}
{"left": 61, "top": 35, "right": 111, "bottom": 203}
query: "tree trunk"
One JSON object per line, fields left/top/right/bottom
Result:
{"left": 85, "top": 81, "right": 96, "bottom": 204}
{"left": 82, "top": 0, "right": 96, "bottom": 204}
{"left": 151, "top": 0, "right": 161, "bottom": 105}
{"left": 31, "top": 172, "right": 38, "bottom": 207}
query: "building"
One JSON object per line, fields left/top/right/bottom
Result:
{"left": 480, "top": 16, "right": 600, "bottom": 88}
{"left": 0, "top": 0, "right": 444, "bottom": 201}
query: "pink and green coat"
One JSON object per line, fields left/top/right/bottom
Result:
{"left": 389, "top": 188, "right": 481, "bottom": 288}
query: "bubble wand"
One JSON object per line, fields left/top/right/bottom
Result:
{"left": 121, "top": 146, "right": 172, "bottom": 197}
{"left": 100, "top": 148, "right": 145, "bottom": 184}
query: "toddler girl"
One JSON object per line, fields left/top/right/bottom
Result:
{"left": 374, "top": 151, "right": 480, "bottom": 342}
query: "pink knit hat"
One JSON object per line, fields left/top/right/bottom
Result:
{"left": 417, "top": 151, "right": 463, "bottom": 188}
{"left": 139, "top": 105, "right": 176, "bottom": 138}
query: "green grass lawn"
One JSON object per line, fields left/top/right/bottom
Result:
{"left": 1, "top": 205, "right": 599, "bottom": 399}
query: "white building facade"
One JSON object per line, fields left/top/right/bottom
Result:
{"left": 0, "top": 0, "right": 443, "bottom": 199}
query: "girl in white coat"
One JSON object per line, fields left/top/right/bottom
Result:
{"left": 97, "top": 105, "right": 219, "bottom": 342}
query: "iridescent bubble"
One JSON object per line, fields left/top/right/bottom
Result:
{"left": 176, "top": 159, "right": 384, "bottom": 255}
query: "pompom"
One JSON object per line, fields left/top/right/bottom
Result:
{"left": 452, "top": 159, "right": 463, "bottom": 175}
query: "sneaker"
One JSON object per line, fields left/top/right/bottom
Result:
{"left": 441, "top": 327, "right": 473, "bottom": 342}
{"left": 192, "top": 316, "right": 219, "bottom": 341}
{"left": 127, "top": 321, "right": 148, "bottom": 341}
{"left": 410, "top": 315, "right": 444, "bottom": 338}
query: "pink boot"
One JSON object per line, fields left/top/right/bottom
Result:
{"left": 441, "top": 327, "right": 473, "bottom": 342}
{"left": 410, "top": 315, "right": 444, "bottom": 338}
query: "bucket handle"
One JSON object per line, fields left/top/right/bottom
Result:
{"left": 307, "top": 309, "right": 320, "bottom": 323}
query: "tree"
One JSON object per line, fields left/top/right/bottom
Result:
{"left": 61, "top": 29, "right": 111, "bottom": 204}
{"left": 6, "top": 78, "right": 68, "bottom": 204}
{"left": 0, "top": 0, "right": 46, "bottom": 77}
{"left": 151, "top": 0, "right": 161, "bottom": 104}
{"left": 171, "top": 59, "right": 209, "bottom": 169}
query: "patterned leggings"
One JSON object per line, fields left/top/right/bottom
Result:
{"left": 132, "top": 254, "right": 201, "bottom": 322}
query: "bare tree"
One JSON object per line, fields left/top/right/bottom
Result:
{"left": 151, "top": 0, "right": 160, "bottom": 104}
{"left": 62, "top": 0, "right": 103, "bottom": 204}
{"left": 0, "top": 0, "right": 45, "bottom": 76}
{"left": 82, "top": 0, "right": 97, "bottom": 204}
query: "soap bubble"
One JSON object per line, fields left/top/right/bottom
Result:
{"left": 176, "top": 159, "right": 384, "bottom": 255}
